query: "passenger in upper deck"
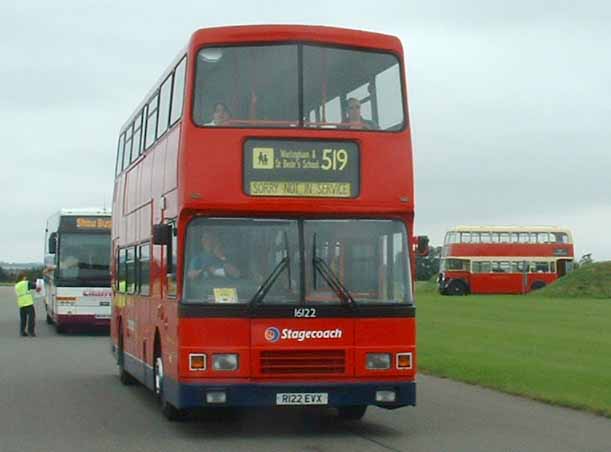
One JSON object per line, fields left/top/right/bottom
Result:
{"left": 344, "top": 97, "right": 377, "bottom": 130}
{"left": 205, "top": 102, "right": 232, "bottom": 126}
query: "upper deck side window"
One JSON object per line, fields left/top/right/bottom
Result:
{"left": 193, "top": 43, "right": 405, "bottom": 131}
{"left": 115, "top": 56, "right": 187, "bottom": 178}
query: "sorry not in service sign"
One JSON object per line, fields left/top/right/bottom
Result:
{"left": 243, "top": 139, "right": 360, "bottom": 198}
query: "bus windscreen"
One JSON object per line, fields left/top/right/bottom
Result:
{"left": 58, "top": 233, "right": 111, "bottom": 285}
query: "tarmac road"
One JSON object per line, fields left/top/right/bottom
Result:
{"left": 0, "top": 286, "right": 609, "bottom": 452}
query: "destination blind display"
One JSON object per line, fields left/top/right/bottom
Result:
{"left": 59, "top": 216, "right": 112, "bottom": 232}
{"left": 244, "top": 139, "right": 360, "bottom": 198}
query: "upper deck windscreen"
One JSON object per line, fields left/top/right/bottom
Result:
{"left": 193, "top": 44, "right": 405, "bottom": 131}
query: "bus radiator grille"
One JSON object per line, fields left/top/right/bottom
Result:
{"left": 260, "top": 350, "right": 346, "bottom": 374}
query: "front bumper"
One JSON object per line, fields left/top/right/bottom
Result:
{"left": 56, "top": 314, "right": 110, "bottom": 327}
{"left": 164, "top": 378, "right": 416, "bottom": 410}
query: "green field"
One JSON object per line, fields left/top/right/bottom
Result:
{"left": 416, "top": 286, "right": 611, "bottom": 417}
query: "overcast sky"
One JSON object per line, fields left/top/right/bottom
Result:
{"left": 1, "top": 0, "right": 610, "bottom": 263}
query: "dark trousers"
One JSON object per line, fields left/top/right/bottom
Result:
{"left": 19, "top": 305, "right": 35, "bottom": 335}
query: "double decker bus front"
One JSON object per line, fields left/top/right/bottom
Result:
{"left": 170, "top": 28, "right": 417, "bottom": 415}
{"left": 178, "top": 218, "right": 415, "bottom": 412}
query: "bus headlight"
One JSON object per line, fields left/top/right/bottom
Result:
{"left": 366, "top": 353, "right": 391, "bottom": 370}
{"left": 212, "top": 354, "right": 239, "bottom": 371}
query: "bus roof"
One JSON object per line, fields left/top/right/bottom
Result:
{"left": 120, "top": 24, "right": 404, "bottom": 132}
{"left": 449, "top": 225, "right": 572, "bottom": 234}
{"left": 55, "top": 208, "right": 111, "bottom": 217}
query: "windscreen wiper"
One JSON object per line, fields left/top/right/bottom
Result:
{"left": 249, "top": 257, "right": 289, "bottom": 307}
{"left": 312, "top": 234, "right": 356, "bottom": 309}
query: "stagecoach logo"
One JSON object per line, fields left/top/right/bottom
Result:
{"left": 264, "top": 327, "right": 281, "bottom": 343}
{"left": 264, "top": 326, "right": 343, "bottom": 342}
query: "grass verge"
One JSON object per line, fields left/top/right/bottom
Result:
{"left": 416, "top": 289, "right": 611, "bottom": 417}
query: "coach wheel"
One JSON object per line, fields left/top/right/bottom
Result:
{"left": 55, "top": 323, "right": 64, "bottom": 334}
{"left": 531, "top": 281, "right": 546, "bottom": 291}
{"left": 118, "top": 327, "right": 136, "bottom": 385}
{"left": 154, "top": 351, "right": 183, "bottom": 421}
{"left": 337, "top": 405, "right": 367, "bottom": 420}
{"left": 46, "top": 313, "right": 53, "bottom": 325}
{"left": 447, "top": 280, "right": 467, "bottom": 296}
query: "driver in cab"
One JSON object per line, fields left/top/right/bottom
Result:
{"left": 187, "top": 231, "right": 241, "bottom": 280}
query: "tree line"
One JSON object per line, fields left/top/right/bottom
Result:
{"left": 0, "top": 266, "right": 43, "bottom": 283}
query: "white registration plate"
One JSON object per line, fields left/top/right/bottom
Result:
{"left": 276, "top": 393, "right": 328, "bottom": 405}
{"left": 95, "top": 315, "right": 110, "bottom": 319}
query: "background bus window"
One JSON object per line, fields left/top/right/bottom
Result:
{"left": 538, "top": 232, "right": 549, "bottom": 244}
{"left": 446, "top": 259, "right": 468, "bottom": 271}
{"left": 534, "top": 262, "right": 550, "bottom": 273}
{"left": 480, "top": 232, "right": 491, "bottom": 243}
{"left": 461, "top": 232, "right": 471, "bottom": 243}
{"left": 446, "top": 232, "right": 459, "bottom": 244}
{"left": 58, "top": 233, "right": 111, "bottom": 285}
{"left": 512, "top": 261, "right": 528, "bottom": 273}
{"left": 472, "top": 261, "right": 491, "bottom": 273}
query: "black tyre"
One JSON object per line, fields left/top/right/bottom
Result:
{"left": 338, "top": 405, "right": 367, "bottom": 420}
{"left": 46, "top": 313, "right": 53, "bottom": 325}
{"left": 55, "top": 323, "right": 64, "bottom": 334}
{"left": 531, "top": 281, "right": 546, "bottom": 291}
{"left": 118, "top": 327, "right": 136, "bottom": 385}
{"left": 447, "top": 280, "right": 467, "bottom": 296}
{"left": 154, "top": 349, "right": 184, "bottom": 421}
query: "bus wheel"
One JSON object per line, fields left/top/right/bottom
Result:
{"left": 118, "top": 328, "right": 136, "bottom": 385}
{"left": 447, "top": 280, "right": 467, "bottom": 296}
{"left": 154, "top": 352, "right": 183, "bottom": 421}
{"left": 55, "top": 323, "right": 64, "bottom": 334}
{"left": 531, "top": 281, "right": 546, "bottom": 291}
{"left": 46, "top": 312, "right": 53, "bottom": 325}
{"left": 337, "top": 405, "right": 367, "bottom": 420}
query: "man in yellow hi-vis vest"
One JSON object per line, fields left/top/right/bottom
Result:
{"left": 14, "top": 272, "right": 38, "bottom": 337}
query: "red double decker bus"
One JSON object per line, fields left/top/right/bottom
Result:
{"left": 111, "top": 25, "right": 419, "bottom": 420}
{"left": 438, "top": 226, "right": 574, "bottom": 295}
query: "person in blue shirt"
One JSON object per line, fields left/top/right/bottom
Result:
{"left": 187, "top": 231, "right": 240, "bottom": 281}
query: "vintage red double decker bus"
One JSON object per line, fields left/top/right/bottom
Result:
{"left": 111, "top": 25, "right": 419, "bottom": 420}
{"left": 438, "top": 225, "right": 574, "bottom": 295}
